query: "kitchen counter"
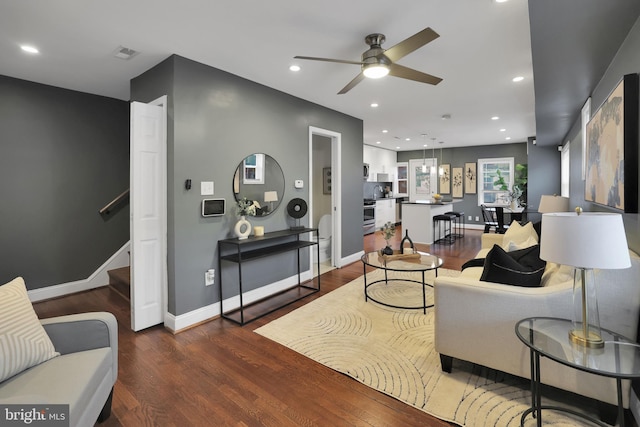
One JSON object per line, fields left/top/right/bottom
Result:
{"left": 402, "top": 200, "right": 462, "bottom": 244}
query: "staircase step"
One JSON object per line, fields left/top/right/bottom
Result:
{"left": 108, "top": 266, "right": 130, "bottom": 301}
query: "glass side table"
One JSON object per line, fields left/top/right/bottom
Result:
{"left": 515, "top": 317, "right": 640, "bottom": 427}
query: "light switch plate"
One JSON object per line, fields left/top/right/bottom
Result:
{"left": 201, "top": 181, "right": 214, "bottom": 196}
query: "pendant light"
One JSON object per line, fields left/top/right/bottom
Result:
{"left": 421, "top": 134, "right": 427, "bottom": 173}
{"left": 430, "top": 139, "right": 436, "bottom": 173}
{"left": 439, "top": 144, "right": 444, "bottom": 176}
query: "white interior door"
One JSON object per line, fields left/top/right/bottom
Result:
{"left": 130, "top": 99, "right": 167, "bottom": 331}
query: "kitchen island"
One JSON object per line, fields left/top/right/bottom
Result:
{"left": 401, "top": 200, "right": 463, "bottom": 244}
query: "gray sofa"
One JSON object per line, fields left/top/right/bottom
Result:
{"left": 0, "top": 312, "right": 118, "bottom": 427}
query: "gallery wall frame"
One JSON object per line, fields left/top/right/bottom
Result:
{"left": 452, "top": 167, "right": 463, "bottom": 198}
{"left": 585, "top": 73, "right": 638, "bottom": 213}
{"left": 439, "top": 164, "right": 451, "bottom": 194}
{"left": 464, "top": 162, "right": 477, "bottom": 194}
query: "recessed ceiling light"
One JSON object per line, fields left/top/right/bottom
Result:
{"left": 500, "top": 128, "right": 506, "bottom": 132}
{"left": 505, "top": 137, "right": 512, "bottom": 140}
{"left": 289, "top": 65, "right": 301, "bottom": 72}
{"left": 512, "top": 76, "right": 524, "bottom": 82}
{"left": 20, "top": 45, "right": 39, "bottom": 54}
{"left": 382, "top": 129, "right": 388, "bottom": 133}
{"left": 491, "top": 116, "right": 500, "bottom": 121}
{"left": 371, "top": 103, "right": 379, "bottom": 108}
{"left": 495, "top": 0, "right": 509, "bottom": 3}
{"left": 396, "top": 146, "right": 400, "bottom": 149}
{"left": 405, "top": 138, "right": 411, "bottom": 141}
{"left": 376, "top": 141, "right": 381, "bottom": 144}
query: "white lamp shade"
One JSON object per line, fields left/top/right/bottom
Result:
{"left": 538, "top": 195, "right": 569, "bottom": 213}
{"left": 264, "top": 191, "right": 278, "bottom": 203}
{"left": 540, "top": 212, "right": 630, "bottom": 269}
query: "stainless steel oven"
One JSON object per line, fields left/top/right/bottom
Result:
{"left": 363, "top": 199, "right": 376, "bottom": 235}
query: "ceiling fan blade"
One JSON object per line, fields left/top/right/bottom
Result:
{"left": 294, "top": 55, "right": 363, "bottom": 66}
{"left": 338, "top": 72, "right": 366, "bottom": 94}
{"left": 382, "top": 27, "right": 440, "bottom": 63}
{"left": 388, "top": 63, "right": 442, "bottom": 85}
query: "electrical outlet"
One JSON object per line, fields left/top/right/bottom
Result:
{"left": 468, "top": 215, "right": 472, "bottom": 221}
{"left": 205, "top": 269, "right": 215, "bottom": 286}
{"left": 475, "top": 216, "right": 480, "bottom": 222}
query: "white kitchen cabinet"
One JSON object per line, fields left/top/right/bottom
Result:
{"left": 375, "top": 198, "right": 395, "bottom": 228}
{"left": 364, "top": 145, "right": 397, "bottom": 182}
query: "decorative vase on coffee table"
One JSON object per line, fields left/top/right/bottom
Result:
{"left": 234, "top": 216, "right": 252, "bottom": 240}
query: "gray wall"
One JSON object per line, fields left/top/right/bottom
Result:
{"left": 131, "top": 55, "right": 363, "bottom": 316}
{"left": 0, "top": 75, "right": 130, "bottom": 289}
{"left": 397, "top": 142, "right": 528, "bottom": 227}
{"left": 563, "top": 15, "right": 640, "bottom": 254}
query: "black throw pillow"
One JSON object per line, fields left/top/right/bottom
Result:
{"left": 461, "top": 258, "right": 485, "bottom": 270}
{"left": 480, "top": 244, "right": 546, "bottom": 287}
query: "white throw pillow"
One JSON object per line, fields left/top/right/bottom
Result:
{"left": 501, "top": 220, "right": 539, "bottom": 251}
{"left": 0, "top": 277, "right": 59, "bottom": 382}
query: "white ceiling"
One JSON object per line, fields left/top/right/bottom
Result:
{"left": 0, "top": 0, "right": 536, "bottom": 151}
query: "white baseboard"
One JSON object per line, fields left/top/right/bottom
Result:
{"left": 166, "top": 269, "right": 315, "bottom": 332}
{"left": 28, "top": 242, "right": 131, "bottom": 302}
{"left": 340, "top": 250, "right": 364, "bottom": 267}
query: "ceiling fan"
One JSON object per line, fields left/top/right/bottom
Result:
{"left": 295, "top": 27, "right": 443, "bottom": 94}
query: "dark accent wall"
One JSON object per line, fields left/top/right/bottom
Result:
{"left": 131, "top": 55, "right": 363, "bottom": 316}
{"left": 397, "top": 142, "right": 528, "bottom": 227}
{"left": 563, "top": 16, "right": 640, "bottom": 254}
{"left": 0, "top": 75, "right": 130, "bottom": 289}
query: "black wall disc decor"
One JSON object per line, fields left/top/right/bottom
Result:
{"left": 287, "top": 198, "right": 307, "bottom": 229}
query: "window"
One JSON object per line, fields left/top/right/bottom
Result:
{"left": 561, "top": 142, "right": 570, "bottom": 197}
{"left": 477, "top": 157, "right": 514, "bottom": 205}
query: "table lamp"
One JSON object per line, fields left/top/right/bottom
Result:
{"left": 538, "top": 195, "right": 569, "bottom": 213}
{"left": 540, "top": 209, "right": 630, "bottom": 348}
{"left": 264, "top": 191, "right": 278, "bottom": 212}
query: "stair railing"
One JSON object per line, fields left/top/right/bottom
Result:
{"left": 99, "top": 189, "right": 130, "bottom": 215}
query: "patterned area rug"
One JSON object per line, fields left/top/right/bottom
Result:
{"left": 255, "top": 269, "right": 593, "bottom": 426}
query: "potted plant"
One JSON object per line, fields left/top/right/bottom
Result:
{"left": 381, "top": 221, "right": 395, "bottom": 255}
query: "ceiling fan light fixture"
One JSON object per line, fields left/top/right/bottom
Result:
{"left": 363, "top": 64, "right": 389, "bottom": 79}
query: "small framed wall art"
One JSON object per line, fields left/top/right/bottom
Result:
{"left": 464, "top": 162, "right": 477, "bottom": 194}
{"left": 452, "top": 167, "right": 463, "bottom": 198}
{"left": 439, "top": 164, "right": 451, "bottom": 194}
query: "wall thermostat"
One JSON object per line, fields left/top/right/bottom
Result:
{"left": 294, "top": 179, "right": 304, "bottom": 189}
{"left": 202, "top": 198, "right": 225, "bottom": 217}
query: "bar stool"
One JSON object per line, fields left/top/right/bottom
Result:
{"left": 445, "top": 211, "right": 465, "bottom": 238}
{"left": 433, "top": 213, "right": 456, "bottom": 245}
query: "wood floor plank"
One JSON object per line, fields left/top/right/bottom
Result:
{"left": 32, "top": 226, "right": 484, "bottom": 426}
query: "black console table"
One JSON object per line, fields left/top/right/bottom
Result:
{"left": 217, "top": 228, "right": 320, "bottom": 325}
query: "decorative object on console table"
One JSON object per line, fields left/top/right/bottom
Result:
{"left": 235, "top": 197, "right": 256, "bottom": 240}
{"left": 585, "top": 73, "right": 639, "bottom": 213}
{"left": 540, "top": 208, "right": 631, "bottom": 348}
{"left": 464, "top": 162, "right": 476, "bottom": 194}
{"left": 286, "top": 198, "right": 308, "bottom": 230}
{"left": 452, "top": 167, "right": 463, "bottom": 198}
{"left": 439, "top": 164, "right": 450, "bottom": 194}
{"left": 381, "top": 221, "right": 395, "bottom": 255}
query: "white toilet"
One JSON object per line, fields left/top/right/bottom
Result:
{"left": 313, "top": 214, "right": 332, "bottom": 263}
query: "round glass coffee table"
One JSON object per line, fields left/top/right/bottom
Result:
{"left": 361, "top": 251, "right": 443, "bottom": 313}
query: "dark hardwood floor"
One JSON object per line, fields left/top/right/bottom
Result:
{"left": 33, "top": 226, "right": 483, "bottom": 427}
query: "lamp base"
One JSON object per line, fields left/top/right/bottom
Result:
{"left": 569, "top": 329, "right": 604, "bottom": 348}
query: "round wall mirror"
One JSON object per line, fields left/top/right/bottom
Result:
{"left": 233, "top": 153, "right": 285, "bottom": 216}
